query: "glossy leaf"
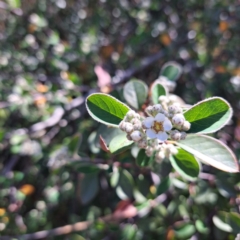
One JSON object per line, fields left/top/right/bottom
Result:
{"left": 123, "top": 79, "right": 148, "bottom": 109}
{"left": 170, "top": 148, "right": 200, "bottom": 181}
{"left": 79, "top": 173, "right": 99, "bottom": 205}
{"left": 160, "top": 61, "right": 182, "bottom": 81}
{"left": 116, "top": 170, "right": 134, "bottom": 200}
{"left": 156, "top": 176, "right": 171, "bottom": 195}
{"left": 151, "top": 82, "right": 167, "bottom": 104}
{"left": 86, "top": 93, "right": 130, "bottom": 127}
{"left": 184, "top": 97, "right": 232, "bottom": 134}
{"left": 176, "top": 135, "right": 239, "bottom": 173}
{"left": 109, "top": 133, "right": 133, "bottom": 154}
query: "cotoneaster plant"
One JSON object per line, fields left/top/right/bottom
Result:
{"left": 86, "top": 62, "right": 239, "bottom": 181}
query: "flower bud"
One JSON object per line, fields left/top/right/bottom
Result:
{"left": 138, "top": 139, "right": 148, "bottom": 148}
{"left": 134, "top": 112, "right": 140, "bottom": 119}
{"left": 172, "top": 114, "right": 185, "bottom": 126}
{"left": 158, "top": 95, "right": 168, "bottom": 103}
{"left": 130, "top": 130, "right": 144, "bottom": 142}
{"left": 155, "top": 151, "right": 165, "bottom": 161}
{"left": 145, "top": 147, "right": 154, "bottom": 156}
{"left": 180, "top": 132, "right": 187, "bottom": 140}
{"left": 152, "top": 104, "right": 162, "bottom": 113}
{"left": 125, "top": 123, "right": 134, "bottom": 133}
{"left": 168, "top": 104, "right": 182, "bottom": 114}
{"left": 126, "top": 110, "right": 135, "bottom": 118}
{"left": 181, "top": 121, "right": 191, "bottom": 131}
{"left": 119, "top": 121, "right": 126, "bottom": 131}
{"left": 170, "top": 130, "right": 181, "bottom": 141}
{"left": 126, "top": 134, "right": 132, "bottom": 141}
{"left": 133, "top": 123, "right": 142, "bottom": 130}
{"left": 145, "top": 106, "right": 153, "bottom": 115}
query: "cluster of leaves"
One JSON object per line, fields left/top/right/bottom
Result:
{"left": 1, "top": 0, "right": 240, "bottom": 239}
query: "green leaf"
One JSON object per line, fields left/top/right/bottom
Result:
{"left": 69, "top": 162, "right": 100, "bottom": 173}
{"left": 160, "top": 61, "right": 182, "bottom": 81}
{"left": 170, "top": 148, "right": 200, "bottom": 181}
{"left": 116, "top": 170, "right": 134, "bottom": 200}
{"left": 123, "top": 79, "right": 148, "bottom": 109}
{"left": 174, "top": 223, "right": 195, "bottom": 239}
{"left": 156, "top": 176, "right": 171, "bottom": 195}
{"left": 176, "top": 135, "right": 239, "bottom": 173}
{"left": 86, "top": 93, "right": 130, "bottom": 127}
{"left": 79, "top": 173, "right": 99, "bottom": 205}
{"left": 195, "top": 220, "right": 209, "bottom": 234}
{"left": 109, "top": 133, "right": 133, "bottom": 154}
{"left": 136, "top": 149, "right": 154, "bottom": 167}
{"left": 184, "top": 97, "right": 232, "bottom": 134}
{"left": 151, "top": 82, "right": 167, "bottom": 104}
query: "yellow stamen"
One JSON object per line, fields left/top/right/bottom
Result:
{"left": 152, "top": 121, "right": 164, "bottom": 132}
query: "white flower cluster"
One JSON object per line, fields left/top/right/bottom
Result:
{"left": 119, "top": 96, "right": 191, "bottom": 161}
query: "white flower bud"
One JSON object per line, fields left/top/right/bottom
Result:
{"left": 134, "top": 112, "right": 140, "bottom": 119}
{"left": 133, "top": 123, "right": 142, "bottom": 130}
{"left": 145, "top": 147, "right": 154, "bottom": 156}
{"left": 130, "top": 118, "right": 141, "bottom": 125}
{"left": 119, "top": 121, "right": 126, "bottom": 131}
{"left": 126, "top": 134, "right": 132, "bottom": 141}
{"left": 130, "top": 130, "right": 143, "bottom": 142}
{"left": 152, "top": 104, "right": 163, "bottom": 112}
{"left": 126, "top": 110, "right": 135, "bottom": 118}
{"left": 125, "top": 123, "right": 134, "bottom": 133}
{"left": 170, "top": 145, "right": 178, "bottom": 155}
{"left": 172, "top": 114, "right": 185, "bottom": 126}
{"left": 158, "top": 95, "right": 168, "bottom": 103}
{"left": 145, "top": 106, "right": 153, "bottom": 115}
{"left": 180, "top": 132, "right": 187, "bottom": 140}
{"left": 155, "top": 151, "right": 165, "bottom": 161}
{"left": 181, "top": 121, "right": 191, "bottom": 131}
{"left": 170, "top": 130, "right": 181, "bottom": 141}
{"left": 168, "top": 104, "right": 182, "bottom": 114}
{"left": 138, "top": 139, "right": 148, "bottom": 148}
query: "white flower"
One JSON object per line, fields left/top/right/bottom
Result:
{"left": 142, "top": 113, "right": 172, "bottom": 142}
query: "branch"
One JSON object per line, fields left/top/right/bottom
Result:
{"left": 2, "top": 194, "right": 167, "bottom": 240}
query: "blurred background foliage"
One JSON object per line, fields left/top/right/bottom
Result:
{"left": 1, "top": 0, "right": 240, "bottom": 239}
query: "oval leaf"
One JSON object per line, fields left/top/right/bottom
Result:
{"left": 123, "top": 79, "right": 148, "bottom": 109}
{"left": 184, "top": 97, "right": 232, "bottom": 134}
{"left": 160, "top": 61, "right": 182, "bottom": 81}
{"left": 116, "top": 170, "right": 134, "bottom": 200}
{"left": 86, "top": 93, "right": 130, "bottom": 127}
{"left": 79, "top": 173, "right": 99, "bottom": 205}
{"left": 109, "top": 133, "right": 133, "bottom": 154}
{"left": 151, "top": 82, "right": 167, "bottom": 104}
{"left": 170, "top": 148, "right": 200, "bottom": 181}
{"left": 176, "top": 135, "right": 239, "bottom": 173}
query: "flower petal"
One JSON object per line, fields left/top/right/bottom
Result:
{"left": 163, "top": 118, "right": 172, "bottom": 131}
{"left": 143, "top": 117, "right": 154, "bottom": 128}
{"left": 156, "top": 132, "right": 168, "bottom": 142}
{"left": 155, "top": 113, "right": 165, "bottom": 122}
{"left": 146, "top": 129, "right": 157, "bottom": 139}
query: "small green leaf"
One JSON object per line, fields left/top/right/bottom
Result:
{"left": 79, "top": 173, "right": 99, "bottom": 205}
{"left": 170, "top": 148, "right": 200, "bottom": 181}
{"left": 184, "top": 97, "right": 232, "bottom": 134}
{"left": 176, "top": 135, "right": 239, "bottom": 173}
{"left": 86, "top": 93, "right": 130, "bottom": 127}
{"left": 136, "top": 149, "right": 154, "bottom": 167}
{"left": 174, "top": 223, "right": 195, "bottom": 239}
{"left": 109, "top": 133, "right": 133, "bottom": 154}
{"left": 151, "top": 82, "right": 167, "bottom": 104}
{"left": 156, "top": 176, "right": 171, "bottom": 195}
{"left": 195, "top": 220, "right": 209, "bottom": 234}
{"left": 160, "top": 61, "right": 182, "bottom": 81}
{"left": 123, "top": 79, "right": 148, "bottom": 109}
{"left": 213, "top": 214, "right": 232, "bottom": 233}
{"left": 70, "top": 162, "right": 100, "bottom": 173}
{"left": 116, "top": 170, "right": 134, "bottom": 200}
